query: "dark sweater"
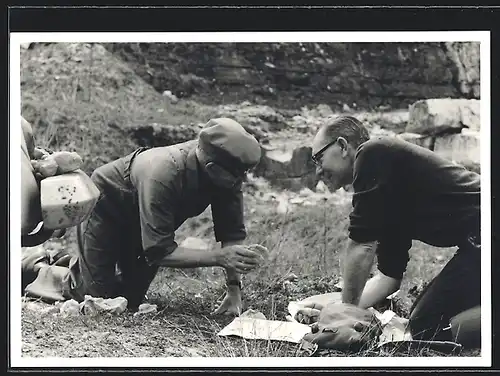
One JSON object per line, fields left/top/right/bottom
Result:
{"left": 348, "top": 137, "right": 480, "bottom": 279}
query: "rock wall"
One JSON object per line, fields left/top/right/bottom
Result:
{"left": 443, "top": 42, "right": 480, "bottom": 99}
{"left": 104, "top": 42, "right": 480, "bottom": 111}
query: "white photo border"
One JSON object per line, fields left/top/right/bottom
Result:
{"left": 9, "top": 30, "right": 491, "bottom": 368}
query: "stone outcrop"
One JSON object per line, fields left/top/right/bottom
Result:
{"left": 104, "top": 42, "right": 479, "bottom": 111}
{"left": 253, "top": 145, "right": 318, "bottom": 192}
{"left": 406, "top": 98, "right": 480, "bottom": 135}
{"left": 215, "top": 103, "right": 288, "bottom": 133}
{"left": 398, "top": 98, "right": 481, "bottom": 173}
{"left": 444, "top": 42, "right": 480, "bottom": 99}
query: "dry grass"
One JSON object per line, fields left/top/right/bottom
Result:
{"left": 23, "top": 200, "right": 468, "bottom": 358}
{"left": 19, "top": 42, "right": 478, "bottom": 359}
{"left": 21, "top": 43, "right": 219, "bottom": 175}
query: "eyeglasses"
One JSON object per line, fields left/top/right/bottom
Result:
{"left": 311, "top": 140, "right": 337, "bottom": 166}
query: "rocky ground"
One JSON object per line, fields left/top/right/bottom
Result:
{"left": 19, "top": 42, "right": 481, "bottom": 359}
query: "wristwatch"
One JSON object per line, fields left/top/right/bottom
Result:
{"left": 226, "top": 279, "right": 243, "bottom": 290}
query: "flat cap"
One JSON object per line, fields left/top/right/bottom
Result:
{"left": 198, "top": 118, "right": 262, "bottom": 171}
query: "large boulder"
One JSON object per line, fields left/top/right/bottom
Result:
{"left": 406, "top": 98, "right": 480, "bottom": 135}
{"left": 254, "top": 145, "right": 318, "bottom": 191}
{"left": 433, "top": 129, "right": 480, "bottom": 168}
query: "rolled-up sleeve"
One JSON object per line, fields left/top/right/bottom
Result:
{"left": 135, "top": 173, "right": 179, "bottom": 266}
{"left": 211, "top": 185, "right": 247, "bottom": 243}
{"left": 376, "top": 237, "right": 412, "bottom": 279}
{"left": 348, "top": 142, "right": 390, "bottom": 243}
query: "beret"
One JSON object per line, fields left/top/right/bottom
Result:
{"left": 198, "top": 118, "right": 262, "bottom": 171}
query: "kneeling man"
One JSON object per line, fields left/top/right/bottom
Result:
{"left": 301, "top": 115, "right": 481, "bottom": 349}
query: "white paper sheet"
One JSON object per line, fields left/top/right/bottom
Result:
{"left": 217, "top": 317, "right": 312, "bottom": 344}
{"left": 218, "top": 293, "right": 413, "bottom": 347}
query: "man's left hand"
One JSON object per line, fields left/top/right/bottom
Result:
{"left": 211, "top": 286, "right": 242, "bottom": 316}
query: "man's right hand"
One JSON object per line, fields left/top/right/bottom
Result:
{"left": 295, "top": 302, "right": 324, "bottom": 324}
{"left": 302, "top": 303, "right": 382, "bottom": 351}
{"left": 217, "top": 244, "right": 268, "bottom": 274}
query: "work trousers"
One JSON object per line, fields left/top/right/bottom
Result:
{"left": 409, "top": 235, "right": 481, "bottom": 347}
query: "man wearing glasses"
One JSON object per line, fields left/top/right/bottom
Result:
{"left": 298, "top": 115, "right": 481, "bottom": 349}
{"left": 25, "top": 118, "right": 268, "bottom": 316}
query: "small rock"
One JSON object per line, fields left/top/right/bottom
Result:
{"left": 276, "top": 198, "right": 290, "bottom": 214}
{"left": 253, "top": 145, "right": 317, "bottom": 191}
{"left": 59, "top": 299, "right": 81, "bottom": 317}
{"left": 133, "top": 303, "right": 158, "bottom": 317}
{"left": 81, "top": 295, "right": 128, "bottom": 315}
{"left": 290, "top": 197, "right": 305, "bottom": 205}
{"left": 299, "top": 187, "right": 314, "bottom": 197}
{"left": 315, "top": 181, "right": 329, "bottom": 194}
{"left": 240, "top": 309, "right": 267, "bottom": 320}
{"left": 315, "top": 104, "right": 334, "bottom": 117}
{"left": 162, "top": 90, "right": 179, "bottom": 103}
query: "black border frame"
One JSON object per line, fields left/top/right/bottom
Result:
{"left": 6, "top": 5, "right": 499, "bottom": 373}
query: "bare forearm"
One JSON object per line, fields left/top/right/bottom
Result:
{"left": 222, "top": 240, "right": 243, "bottom": 284}
{"left": 341, "top": 239, "right": 377, "bottom": 306}
{"left": 358, "top": 272, "right": 401, "bottom": 309}
{"left": 156, "top": 246, "right": 222, "bottom": 268}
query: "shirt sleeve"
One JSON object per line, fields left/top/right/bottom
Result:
{"left": 210, "top": 184, "right": 247, "bottom": 243}
{"left": 348, "top": 141, "right": 391, "bottom": 243}
{"left": 135, "top": 171, "right": 179, "bottom": 266}
{"left": 375, "top": 237, "right": 412, "bottom": 279}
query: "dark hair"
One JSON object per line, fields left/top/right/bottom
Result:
{"left": 321, "top": 115, "right": 370, "bottom": 149}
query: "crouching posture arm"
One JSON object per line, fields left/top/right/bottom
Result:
{"left": 297, "top": 115, "right": 481, "bottom": 350}
{"left": 69, "top": 118, "right": 267, "bottom": 315}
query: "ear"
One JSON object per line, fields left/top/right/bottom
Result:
{"left": 337, "top": 137, "right": 349, "bottom": 157}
